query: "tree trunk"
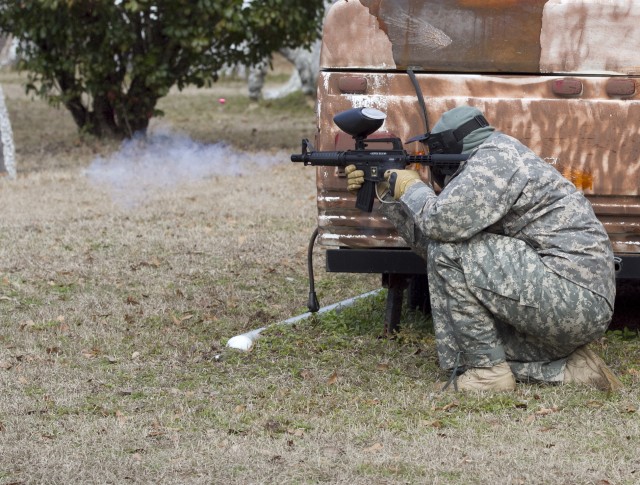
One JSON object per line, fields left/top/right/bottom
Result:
{"left": 120, "top": 78, "right": 157, "bottom": 136}
{"left": 88, "top": 93, "right": 120, "bottom": 138}
{"left": 63, "top": 95, "right": 89, "bottom": 132}
{"left": 62, "top": 88, "right": 155, "bottom": 138}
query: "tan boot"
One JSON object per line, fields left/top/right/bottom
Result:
{"left": 564, "top": 346, "right": 623, "bottom": 392}
{"left": 441, "top": 362, "right": 516, "bottom": 392}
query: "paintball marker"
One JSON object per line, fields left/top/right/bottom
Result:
{"left": 291, "top": 107, "right": 469, "bottom": 212}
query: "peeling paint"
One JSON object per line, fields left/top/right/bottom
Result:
{"left": 380, "top": 9, "right": 452, "bottom": 51}
{"left": 319, "top": 0, "right": 395, "bottom": 70}
{"left": 540, "top": 0, "right": 640, "bottom": 75}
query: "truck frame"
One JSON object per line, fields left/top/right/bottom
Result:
{"left": 310, "top": 0, "right": 640, "bottom": 332}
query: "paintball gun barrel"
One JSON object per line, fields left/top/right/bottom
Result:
{"left": 291, "top": 107, "right": 469, "bottom": 212}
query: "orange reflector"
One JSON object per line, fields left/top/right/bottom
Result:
{"left": 561, "top": 168, "right": 594, "bottom": 191}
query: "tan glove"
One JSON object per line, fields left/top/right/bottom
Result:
{"left": 384, "top": 169, "right": 421, "bottom": 200}
{"left": 345, "top": 164, "right": 365, "bottom": 193}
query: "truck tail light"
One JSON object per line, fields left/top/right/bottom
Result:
{"left": 338, "top": 76, "right": 367, "bottom": 94}
{"left": 551, "top": 78, "right": 583, "bottom": 96}
{"left": 606, "top": 78, "right": 636, "bottom": 97}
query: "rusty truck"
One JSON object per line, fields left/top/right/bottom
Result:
{"left": 300, "top": 0, "right": 640, "bottom": 332}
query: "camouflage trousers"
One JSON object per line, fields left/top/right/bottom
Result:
{"left": 382, "top": 204, "right": 613, "bottom": 383}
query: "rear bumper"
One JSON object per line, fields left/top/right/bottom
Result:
{"left": 326, "top": 248, "right": 640, "bottom": 279}
{"left": 326, "top": 248, "right": 426, "bottom": 274}
{"left": 615, "top": 255, "right": 640, "bottom": 279}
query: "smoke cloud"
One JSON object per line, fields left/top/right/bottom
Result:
{"left": 84, "top": 128, "right": 285, "bottom": 207}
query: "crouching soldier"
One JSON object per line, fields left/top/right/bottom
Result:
{"left": 346, "top": 106, "right": 622, "bottom": 392}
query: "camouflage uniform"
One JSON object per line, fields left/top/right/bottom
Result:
{"left": 381, "top": 132, "right": 615, "bottom": 382}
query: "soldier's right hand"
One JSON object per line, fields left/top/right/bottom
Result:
{"left": 345, "top": 164, "right": 365, "bottom": 193}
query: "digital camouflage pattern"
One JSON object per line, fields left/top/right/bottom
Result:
{"left": 381, "top": 132, "right": 616, "bottom": 382}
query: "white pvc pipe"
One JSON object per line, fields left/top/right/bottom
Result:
{"left": 226, "top": 288, "right": 383, "bottom": 351}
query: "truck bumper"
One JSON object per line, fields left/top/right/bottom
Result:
{"left": 326, "top": 248, "right": 426, "bottom": 274}
{"left": 327, "top": 248, "right": 640, "bottom": 279}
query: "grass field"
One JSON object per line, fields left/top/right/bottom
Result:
{"left": 1, "top": 66, "right": 639, "bottom": 484}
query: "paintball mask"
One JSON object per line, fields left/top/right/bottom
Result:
{"left": 422, "top": 106, "right": 492, "bottom": 188}
{"left": 426, "top": 114, "right": 490, "bottom": 155}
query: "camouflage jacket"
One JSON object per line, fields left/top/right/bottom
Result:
{"left": 399, "top": 132, "right": 616, "bottom": 308}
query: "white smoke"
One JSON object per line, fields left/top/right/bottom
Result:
{"left": 84, "top": 127, "right": 285, "bottom": 207}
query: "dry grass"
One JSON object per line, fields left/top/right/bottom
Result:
{"left": 1, "top": 66, "right": 639, "bottom": 484}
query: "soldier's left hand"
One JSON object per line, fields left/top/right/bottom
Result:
{"left": 345, "top": 164, "right": 365, "bottom": 193}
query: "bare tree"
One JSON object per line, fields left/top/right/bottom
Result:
{"left": 248, "top": 0, "right": 332, "bottom": 100}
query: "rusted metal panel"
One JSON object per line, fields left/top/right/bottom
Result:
{"left": 591, "top": 196, "right": 640, "bottom": 253}
{"left": 316, "top": 0, "right": 640, "bottom": 254}
{"left": 362, "top": 0, "right": 546, "bottom": 72}
{"left": 321, "top": 0, "right": 640, "bottom": 76}
{"left": 315, "top": 71, "right": 640, "bottom": 251}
